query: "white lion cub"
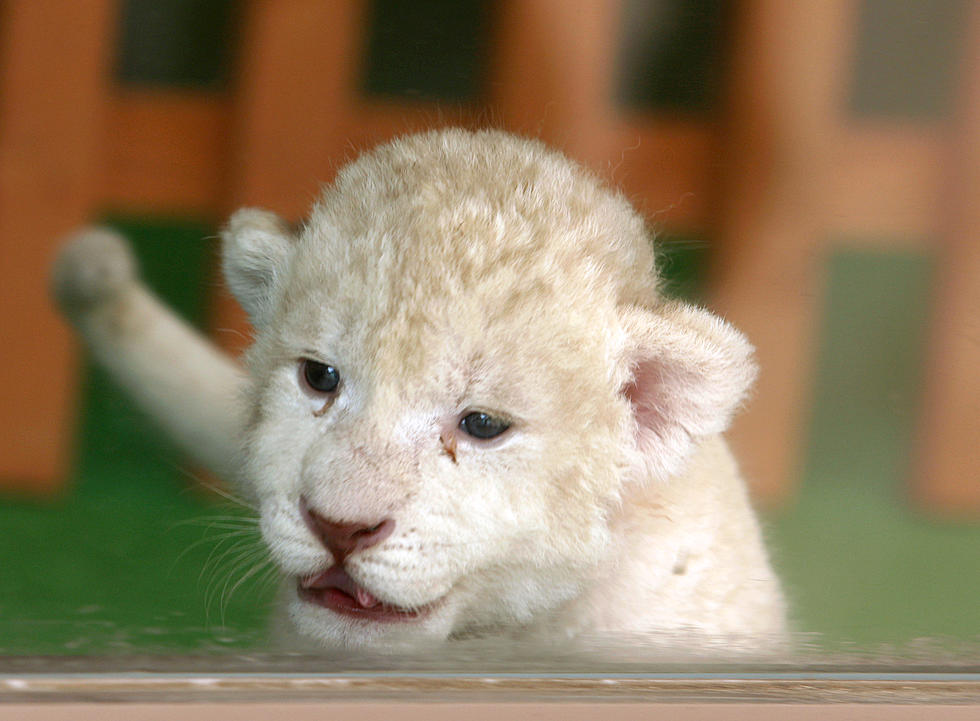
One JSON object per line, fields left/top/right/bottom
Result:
{"left": 53, "top": 129, "right": 786, "bottom": 650}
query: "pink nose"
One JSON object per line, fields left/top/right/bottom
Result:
{"left": 299, "top": 496, "right": 395, "bottom": 564}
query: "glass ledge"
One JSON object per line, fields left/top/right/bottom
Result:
{"left": 1, "top": 656, "right": 979, "bottom": 704}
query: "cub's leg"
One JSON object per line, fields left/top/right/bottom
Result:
{"left": 52, "top": 228, "right": 247, "bottom": 481}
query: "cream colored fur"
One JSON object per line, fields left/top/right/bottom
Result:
{"left": 53, "top": 129, "right": 786, "bottom": 651}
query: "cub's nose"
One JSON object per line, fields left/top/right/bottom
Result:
{"left": 299, "top": 496, "right": 395, "bottom": 564}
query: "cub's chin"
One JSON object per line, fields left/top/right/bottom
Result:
{"left": 286, "top": 586, "right": 460, "bottom": 649}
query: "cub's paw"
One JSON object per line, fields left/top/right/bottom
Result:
{"left": 51, "top": 227, "right": 138, "bottom": 316}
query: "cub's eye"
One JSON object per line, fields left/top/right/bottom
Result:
{"left": 301, "top": 359, "right": 340, "bottom": 393}
{"left": 459, "top": 412, "right": 510, "bottom": 440}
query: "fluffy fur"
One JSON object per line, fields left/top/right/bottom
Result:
{"left": 53, "top": 129, "right": 786, "bottom": 651}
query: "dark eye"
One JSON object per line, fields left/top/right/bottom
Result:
{"left": 301, "top": 359, "right": 340, "bottom": 393}
{"left": 459, "top": 412, "right": 510, "bottom": 440}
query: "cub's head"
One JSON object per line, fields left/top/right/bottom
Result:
{"left": 222, "top": 129, "right": 755, "bottom": 648}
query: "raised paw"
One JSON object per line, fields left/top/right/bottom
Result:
{"left": 51, "top": 227, "right": 138, "bottom": 317}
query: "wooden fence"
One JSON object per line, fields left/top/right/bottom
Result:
{"left": 1, "top": 0, "right": 976, "bottom": 514}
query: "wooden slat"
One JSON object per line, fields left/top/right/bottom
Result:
{"left": 709, "top": 0, "right": 858, "bottom": 505}
{"left": 0, "top": 0, "right": 117, "bottom": 493}
{"left": 209, "top": 0, "right": 372, "bottom": 356}
{"left": 224, "top": 0, "right": 368, "bottom": 218}
{"left": 97, "top": 92, "right": 950, "bottom": 245}
{"left": 489, "top": 0, "right": 624, "bottom": 170}
{"left": 912, "top": 2, "right": 980, "bottom": 515}
{"left": 102, "top": 90, "right": 229, "bottom": 216}
{"left": 829, "top": 124, "right": 943, "bottom": 242}
{"left": 610, "top": 119, "right": 714, "bottom": 234}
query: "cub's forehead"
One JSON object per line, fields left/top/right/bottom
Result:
{"left": 280, "top": 252, "right": 617, "bottom": 387}
{"left": 296, "top": 129, "right": 659, "bottom": 310}
{"left": 277, "top": 129, "right": 657, "bottom": 378}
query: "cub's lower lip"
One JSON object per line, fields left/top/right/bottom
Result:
{"left": 297, "top": 565, "right": 430, "bottom": 622}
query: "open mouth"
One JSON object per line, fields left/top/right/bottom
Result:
{"left": 298, "top": 565, "right": 431, "bottom": 622}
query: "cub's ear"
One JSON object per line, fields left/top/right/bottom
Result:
{"left": 619, "top": 301, "right": 757, "bottom": 482}
{"left": 221, "top": 208, "right": 295, "bottom": 328}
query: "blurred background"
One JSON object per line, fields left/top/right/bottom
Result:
{"left": 0, "top": 0, "right": 977, "bottom": 654}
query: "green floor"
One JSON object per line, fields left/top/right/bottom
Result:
{"left": 0, "top": 220, "right": 977, "bottom": 654}
{"left": 0, "top": 219, "right": 273, "bottom": 654}
{"left": 769, "top": 250, "right": 980, "bottom": 646}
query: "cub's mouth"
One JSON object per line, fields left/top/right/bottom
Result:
{"left": 298, "top": 566, "right": 433, "bottom": 622}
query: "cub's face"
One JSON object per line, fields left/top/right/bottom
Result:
{"left": 222, "top": 130, "right": 755, "bottom": 648}
{"left": 245, "top": 268, "right": 627, "bottom": 647}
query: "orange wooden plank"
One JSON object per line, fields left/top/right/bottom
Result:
{"left": 102, "top": 90, "right": 229, "bottom": 216}
{"left": 610, "top": 119, "right": 714, "bottom": 234}
{"left": 912, "top": 3, "right": 980, "bottom": 516}
{"left": 210, "top": 0, "right": 372, "bottom": 356}
{"left": 829, "top": 123, "right": 943, "bottom": 241}
{"left": 489, "top": 0, "right": 624, "bottom": 170}
{"left": 709, "top": 0, "right": 858, "bottom": 505}
{"left": 97, "top": 94, "right": 949, "bottom": 245}
{"left": 0, "top": 0, "right": 117, "bottom": 493}
{"left": 224, "top": 0, "right": 369, "bottom": 218}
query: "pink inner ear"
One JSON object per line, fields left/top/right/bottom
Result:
{"left": 624, "top": 359, "right": 669, "bottom": 434}
{"left": 623, "top": 355, "right": 698, "bottom": 481}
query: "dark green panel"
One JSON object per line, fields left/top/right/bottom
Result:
{"left": 0, "top": 218, "right": 272, "bottom": 654}
{"left": 0, "top": 489, "right": 271, "bottom": 654}
{"left": 73, "top": 217, "right": 216, "bottom": 503}
{"left": 116, "top": 0, "right": 238, "bottom": 89}
{"left": 803, "top": 248, "right": 933, "bottom": 496}
{"left": 850, "top": 0, "right": 967, "bottom": 119}
{"left": 657, "top": 236, "right": 708, "bottom": 302}
{"left": 765, "top": 248, "right": 980, "bottom": 646}
{"left": 616, "top": 0, "right": 729, "bottom": 113}
{"left": 361, "top": 0, "right": 491, "bottom": 102}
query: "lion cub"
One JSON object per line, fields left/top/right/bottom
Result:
{"left": 53, "top": 129, "right": 785, "bottom": 650}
